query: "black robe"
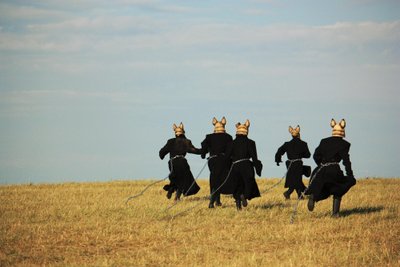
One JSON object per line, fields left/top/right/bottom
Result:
{"left": 224, "top": 135, "right": 262, "bottom": 200}
{"left": 275, "top": 137, "right": 311, "bottom": 191}
{"left": 306, "top": 136, "right": 356, "bottom": 202}
{"left": 159, "top": 135, "right": 202, "bottom": 196}
{"left": 201, "top": 132, "right": 233, "bottom": 194}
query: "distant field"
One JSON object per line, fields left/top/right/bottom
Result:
{"left": 0, "top": 178, "right": 399, "bottom": 266}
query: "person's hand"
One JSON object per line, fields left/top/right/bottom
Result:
{"left": 201, "top": 154, "right": 206, "bottom": 159}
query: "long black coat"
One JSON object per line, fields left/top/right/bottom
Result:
{"left": 201, "top": 133, "right": 233, "bottom": 194}
{"left": 306, "top": 136, "right": 356, "bottom": 202}
{"left": 159, "top": 135, "right": 202, "bottom": 196}
{"left": 275, "top": 137, "right": 311, "bottom": 190}
{"left": 224, "top": 135, "right": 262, "bottom": 200}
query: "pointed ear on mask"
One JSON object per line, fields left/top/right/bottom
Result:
{"left": 330, "top": 119, "right": 337, "bottom": 128}
{"left": 173, "top": 123, "right": 178, "bottom": 130}
{"left": 179, "top": 122, "right": 184, "bottom": 131}
{"left": 288, "top": 126, "right": 294, "bottom": 134}
{"left": 340, "top": 119, "right": 346, "bottom": 128}
{"left": 236, "top": 122, "right": 241, "bottom": 128}
{"left": 244, "top": 119, "right": 250, "bottom": 128}
{"left": 295, "top": 125, "right": 300, "bottom": 133}
{"left": 221, "top": 117, "right": 227, "bottom": 126}
{"left": 212, "top": 117, "right": 218, "bottom": 126}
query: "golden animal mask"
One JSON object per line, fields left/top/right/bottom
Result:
{"left": 236, "top": 119, "right": 250, "bottom": 135}
{"left": 173, "top": 122, "right": 185, "bottom": 136}
{"left": 212, "top": 116, "right": 227, "bottom": 133}
{"left": 331, "top": 118, "right": 346, "bottom": 137}
{"left": 289, "top": 125, "right": 300, "bottom": 138}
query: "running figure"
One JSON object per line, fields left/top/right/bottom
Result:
{"left": 201, "top": 117, "right": 233, "bottom": 208}
{"left": 275, "top": 125, "right": 311, "bottom": 200}
{"left": 305, "top": 119, "right": 356, "bottom": 217}
{"left": 159, "top": 122, "right": 202, "bottom": 201}
{"left": 225, "top": 119, "right": 262, "bottom": 210}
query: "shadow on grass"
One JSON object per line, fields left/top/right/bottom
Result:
{"left": 339, "top": 206, "right": 384, "bottom": 217}
{"left": 258, "top": 202, "right": 288, "bottom": 210}
{"left": 184, "top": 196, "right": 210, "bottom": 202}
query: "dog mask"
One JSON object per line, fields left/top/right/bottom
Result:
{"left": 331, "top": 119, "right": 346, "bottom": 137}
{"left": 289, "top": 125, "right": 300, "bottom": 138}
{"left": 213, "top": 117, "right": 227, "bottom": 133}
{"left": 236, "top": 119, "right": 250, "bottom": 135}
{"left": 173, "top": 122, "right": 185, "bottom": 136}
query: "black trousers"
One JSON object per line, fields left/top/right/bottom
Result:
{"left": 285, "top": 187, "right": 303, "bottom": 197}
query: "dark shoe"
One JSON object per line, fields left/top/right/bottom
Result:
{"left": 240, "top": 194, "right": 248, "bottom": 207}
{"left": 166, "top": 189, "right": 173, "bottom": 199}
{"left": 296, "top": 189, "right": 305, "bottom": 200}
{"left": 283, "top": 191, "right": 290, "bottom": 200}
{"left": 332, "top": 197, "right": 341, "bottom": 217}
{"left": 307, "top": 194, "right": 315, "bottom": 211}
{"left": 174, "top": 190, "right": 182, "bottom": 201}
{"left": 209, "top": 193, "right": 216, "bottom": 208}
{"left": 235, "top": 199, "right": 242, "bottom": 210}
{"left": 215, "top": 194, "right": 222, "bottom": 206}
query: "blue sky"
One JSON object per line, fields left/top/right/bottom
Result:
{"left": 0, "top": 0, "right": 399, "bottom": 184}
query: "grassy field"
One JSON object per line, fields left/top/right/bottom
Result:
{"left": 0, "top": 178, "right": 399, "bottom": 266}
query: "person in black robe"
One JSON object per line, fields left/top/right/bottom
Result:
{"left": 305, "top": 119, "right": 356, "bottom": 217}
{"left": 275, "top": 125, "right": 311, "bottom": 200}
{"left": 225, "top": 119, "right": 262, "bottom": 210}
{"left": 201, "top": 117, "right": 233, "bottom": 208}
{"left": 159, "top": 122, "right": 202, "bottom": 201}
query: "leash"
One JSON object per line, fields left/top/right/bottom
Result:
{"left": 165, "top": 158, "right": 250, "bottom": 218}
{"left": 289, "top": 162, "right": 339, "bottom": 224}
{"left": 125, "top": 177, "right": 168, "bottom": 205}
{"left": 184, "top": 158, "right": 210, "bottom": 197}
{"left": 125, "top": 155, "right": 183, "bottom": 204}
{"left": 164, "top": 159, "right": 209, "bottom": 211}
{"left": 260, "top": 159, "right": 302, "bottom": 195}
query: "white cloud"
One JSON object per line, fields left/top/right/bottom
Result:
{"left": 26, "top": 16, "right": 163, "bottom": 34}
{"left": 2, "top": 0, "right": 399, "bottom": 55}
{"left": 315, "top": 21, "right": 400, "bottom": 45}
{"left": 116, "top": 0, "right": 158, "bottom": 4}
{"left": 155, "top": 5, "right": 195, "bottom": 13}
{"left": 248, "top": 0, "right": 277, "bottom": 3}
{"left": 0, "top": 3, "right": 70, "bottom": 21}
{"left": 0, "top": 32, "right": 88, "bottom": 52}
{"left": 349, "top": 0, "right": 400, "bottom": 5}
{"left": 0, "top": 89, "right": 140, "bottom": 104}
{"left": 0, "top": 89, "right": 149, "bottom": 118}
{"left": 243, "top": 8, "right": 267, "bottom": 16}
{"left": 36, "top": 20, "right": 400, "bottom": 48}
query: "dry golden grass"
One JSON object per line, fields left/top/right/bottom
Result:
{"left": 0, "top": 178, "right": 399, "bottom": 266}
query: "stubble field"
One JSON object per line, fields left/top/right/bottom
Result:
{"left": 0, "top": 178, "right": 399, "bottom": 266}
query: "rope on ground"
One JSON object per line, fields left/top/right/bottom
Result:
{"left": 125, "top": 156, "right": 179, "bottom": 204}
{"left": 164, "top": 159, "right": 209, "bottom": 212}
{"left": 165, "top": 158, "right": 249, "bottom": 219}
{"left": 125, "top": 176, "right": 168, "bottom": 205}
{"left": 260, "top": 159, "right": 300, "bottom": 195}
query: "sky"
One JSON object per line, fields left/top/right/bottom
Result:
{"left": 0, "top": 0, "right": 399, "bottom": 184}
